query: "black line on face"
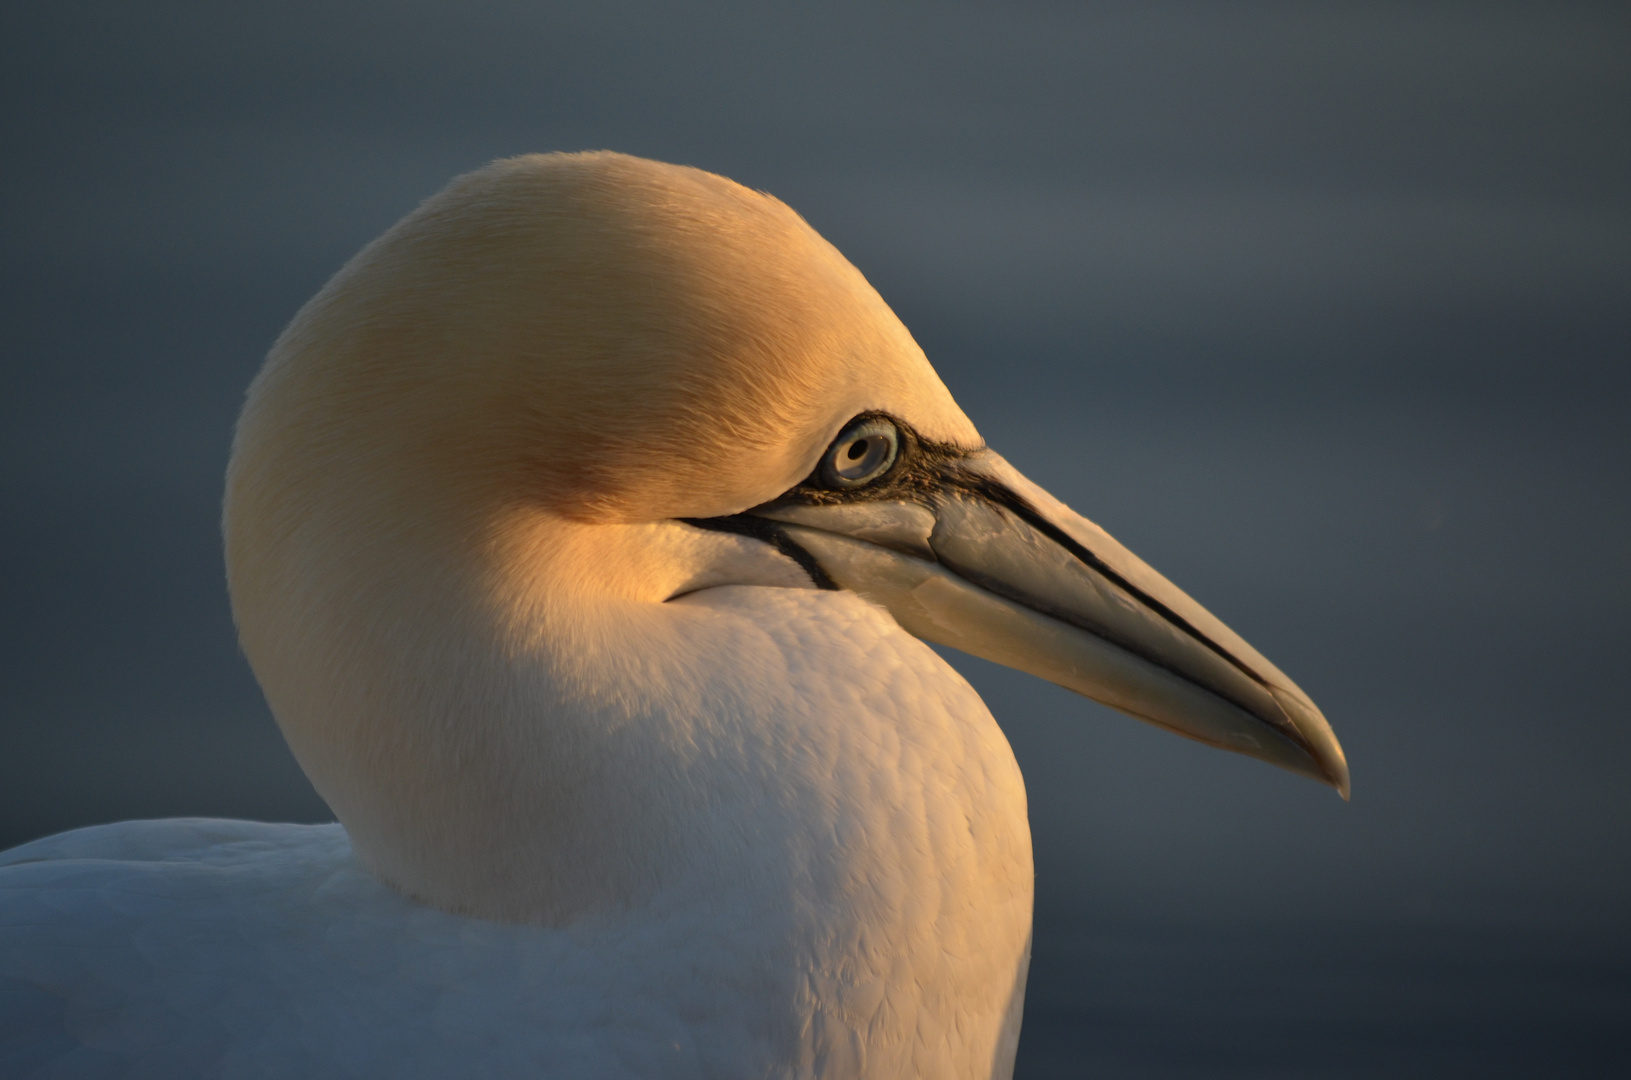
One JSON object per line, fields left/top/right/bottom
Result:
{"left": 680, "top": 415, "right": 975, "bottom": 592}
{"left": 679, "top": 514, "right": 840, "bottom": 591}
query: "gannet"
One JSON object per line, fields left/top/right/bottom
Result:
{"left": 0, "top": 152, "right": 1346, "bottom": 1079}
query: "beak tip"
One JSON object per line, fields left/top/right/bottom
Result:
{"left": 1317, "top": 732, "right": 1350, "bottom": 801}
{"left": 1307, "top": 736, "right": 1349, "bottom": 801}
{"left": 1267, "top": 684, "right": 1349, "bottom": 802}
{"left": 1331, "top": 757, "right": 1352, "bottom": 801}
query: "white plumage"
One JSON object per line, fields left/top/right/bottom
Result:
{"left": 0, "top": 152, "right": 1344, "bottom": 1079}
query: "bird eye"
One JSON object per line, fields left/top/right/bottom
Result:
{"left": 819, "top": 417, "right": 900, "bottom": 489}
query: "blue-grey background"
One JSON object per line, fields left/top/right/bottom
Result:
{"left": 3, "top": 2, "right": 1627, "bottom": 1075}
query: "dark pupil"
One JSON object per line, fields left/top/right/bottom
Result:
{"left": 846, "top": 440, "right": 869, "bottom": 461}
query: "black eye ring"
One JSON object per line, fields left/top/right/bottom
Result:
{"left": 818, "top": 416, "right": 900, "bottom": 489}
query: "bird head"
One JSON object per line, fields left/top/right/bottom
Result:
{"left": 225, "top": 151, "right": 1345, "bottom": 919}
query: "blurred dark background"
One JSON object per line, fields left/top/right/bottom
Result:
{"left": 2, "top": 3, "right": 1627, "bottom": 1075}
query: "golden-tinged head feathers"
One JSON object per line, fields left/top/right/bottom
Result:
{"left": 233, "top": 151, "right": 977, "bottom": 530}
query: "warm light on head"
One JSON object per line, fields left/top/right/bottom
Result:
{"left": 233, "top": 152, "right": 979, "bottom": 533}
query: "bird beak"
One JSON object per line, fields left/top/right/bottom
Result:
{"left": 749, "top": 449, "right": 1349, "bottom": 797}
